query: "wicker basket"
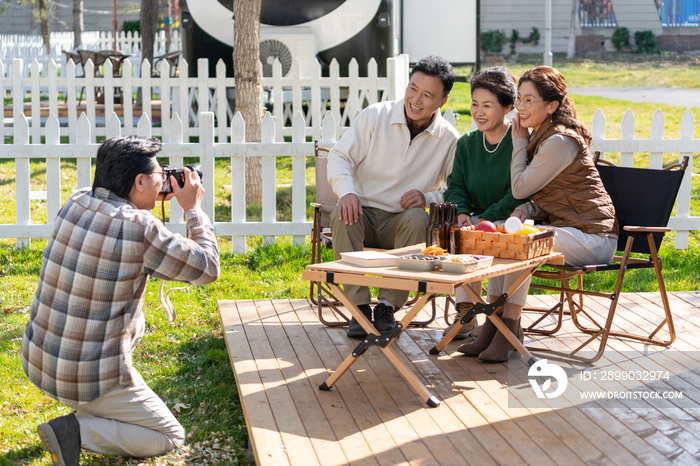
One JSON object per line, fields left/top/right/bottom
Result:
{"left": 456, "top": 225, "right": 555, "bottom": 260}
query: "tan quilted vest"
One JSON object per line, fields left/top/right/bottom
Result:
{"left": 527, "top": 120, "right": 619, "bottom": 235}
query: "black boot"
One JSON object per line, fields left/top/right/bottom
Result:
{"left": 347, "top": 304, "right": 373, "bottom": 338}
{"left": 373, "top": 303, "right": 398, "bottom": 335}
{"left": 37, "top": 413, "right": 81, "bottom": 466}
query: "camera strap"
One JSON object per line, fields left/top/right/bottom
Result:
{"left": 157, "top": 198, "right": 191, "bottom": 323}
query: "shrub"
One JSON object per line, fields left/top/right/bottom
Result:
{"left": 510, "top": 29, "right": 520, "bottom": 55}
{"left": 634, "top": 30, "right": 660, "bottom": 54}
{"left": 612, "top": 27, "right": 630, "bottom": 51}
{"left": 481, "top": 30, "right": 505, "bottom": 53}
{"left": 509, "top": 27, "right": 540, "bottom": 55}
{"left": 123, "top": 19, "right": 140, "bottom": 34}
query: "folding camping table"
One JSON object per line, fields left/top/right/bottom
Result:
{"left": 302, "top": 248, "right": 564, "bottom": 407}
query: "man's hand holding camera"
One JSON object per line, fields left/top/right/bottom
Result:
{"left": 169, "top": 166, "right": 204, "bottom": 212}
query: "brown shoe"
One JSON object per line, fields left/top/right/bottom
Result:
{"left": 457, "top": 316, "right": 498, "bottom": 356}
{"left": 442, "top": 302, "right": 478, "bottom": 340}
{"left": 478, "top": 317, "right": 524, "bottom": 363}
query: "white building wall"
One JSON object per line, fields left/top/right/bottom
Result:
{"left": 0, "top": 0, "right": 139, "bottom": 35}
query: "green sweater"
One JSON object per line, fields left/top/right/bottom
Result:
{"left": 444, "top": 127, "right": 526, "bottom": 222}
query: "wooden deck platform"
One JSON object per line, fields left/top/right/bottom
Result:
{"left": 218, "top": 292, "right": 700, "bottom": 466}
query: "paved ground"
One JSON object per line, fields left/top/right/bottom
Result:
{"left": 568, "top": 86, "right": 700, "bottom": 107}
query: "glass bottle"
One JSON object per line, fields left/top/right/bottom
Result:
{"left": 449, "top": 204, "right": 461, "bottom": 254}
{"left": 438, "top": 204, "right": 448, "bottom": 250}
{"left": 431, "top": 204, "right": 443, "bottom": 248}
{"left": 426, "top": 202, "right": 436, "bottom": 247}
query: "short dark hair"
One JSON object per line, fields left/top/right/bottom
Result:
{"left": 410, "top": 56, "right": 455, "bottom": 97}
{"left": 93, "top": 136, "right": 162, "bottom": 200}
{"left": 470, "top": 66, "right": 517, "bottom": 109}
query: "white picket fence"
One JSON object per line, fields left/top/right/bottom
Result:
{"left": 2, "top": 104, "right": 455, "bottom": 252}
{"left": 1, "top": 54, "right": 407, "bottom": 144}
{"left": 0, "top": 30, "right": 181, "bottom": 76}
{"left": 590, "top": 107, "right": 698, "bottom": 250}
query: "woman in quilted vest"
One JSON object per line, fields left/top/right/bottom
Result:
{"left": 458, "top": 66, "right": 618, "bottom": 362}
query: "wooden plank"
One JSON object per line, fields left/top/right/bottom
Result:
{"left": 254, "top": 299, "right": 344, "bottom": 466}
{"left": 219, "top": 295, "right": 700, "bottom": 466}
{"left": 525, "top": 294, "right": 698, "bottom": 464}
{"left": 291, "top": 301, "right": 407, "bottom": 466}
{"left": 217, "top": 300, "right": 291, "bottom": 466}
{"left": 280, "top": 299, "right": 382, "bottom": 466}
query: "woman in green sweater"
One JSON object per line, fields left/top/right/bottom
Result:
{"left": 442, "top": 67, "right": 527, "bottom": 348}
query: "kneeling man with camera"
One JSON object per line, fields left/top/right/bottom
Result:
{"left": 21, "top": 136, "right": 220, "bottom": 465}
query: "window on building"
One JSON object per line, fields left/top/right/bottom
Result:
{"left": 579, "top": 0, "right": 617, "bottom": 27}
{"left": 655, "top": 0, "right": 699, "bottom": 26}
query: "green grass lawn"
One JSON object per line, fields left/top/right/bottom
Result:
{"left": 3, "top": 56, "right": 700, "bottom": 465}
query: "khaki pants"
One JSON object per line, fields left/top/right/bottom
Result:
{"left": 330, "top": 205, "right": 428, "bottom": 308}
{"left": 63, "top": 313, "right": 184, "bottom": 458}
{"left": 455, "top": 226, "right": 618, "bottom": 307}
{"left": 65, "top": 373, "right": 185, "bottom": 458}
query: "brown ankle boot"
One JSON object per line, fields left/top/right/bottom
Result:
{"left": 457, "top": 316, "right": 498, "bottom": 356}
{"left": 478, "top": 317, "right": 523, "bottom": 363}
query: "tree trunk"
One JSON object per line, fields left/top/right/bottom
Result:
{"left": 140, "top": 0, "right": 159, "bottom": 78}
{"left": 567, "top": 0, "right": 577, "bottom": 60}
{"left": 73, "top": 0, "right": 83, "bottom": 50}
{"left": 139, "top": 0, "right": 159, "bottom": 105}
{"left": 164, "top": 0, "right": 172, "bottom": 52}
{"left": 234, "top": 0, "right": 263, "bottom": 204}
{"left": 38, "top": 0, "right": 51, "bottom": 54}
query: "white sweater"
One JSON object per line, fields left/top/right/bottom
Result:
{"left": 327, "top": 99, "right": 459, "bottom": 213}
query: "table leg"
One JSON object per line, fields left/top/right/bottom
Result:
{"left": 320, "top": 283, "right": 440, "bottom": 407}
{"left": 430, "top": 263, "right": 541, "bottom": 366}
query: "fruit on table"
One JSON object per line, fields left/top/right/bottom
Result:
{"left": 474, "top": 221, "right": 498, "bottom": 233}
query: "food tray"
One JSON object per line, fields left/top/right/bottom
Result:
{"left": 397, "top": 254, "right": 447, "bottom": 271}
{"left": 457, "top": 225, "right": 555, "bottom": 260}
{"left": 441, "top": 255, "right": 494, "bottom": 274}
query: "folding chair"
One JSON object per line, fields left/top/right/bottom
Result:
{"left": 309, "top": 141, "right": 438, "bottom": 327}
{"left": 524, "top": 153, "right": 689, "bottom": 363}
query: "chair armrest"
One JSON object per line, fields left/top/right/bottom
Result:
{"left": 623, "top": 226, "right": 671, "bottom": 234}
{"left": 310, "top": 203, "right": 322, "bottom": 208}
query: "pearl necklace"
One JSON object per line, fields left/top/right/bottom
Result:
{"left": 482, "top": 123, "right": 510, "bottom": 154}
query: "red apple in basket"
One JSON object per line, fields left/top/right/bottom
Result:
{"left": 474, "top": 221, "right": 498, "bottom": 233}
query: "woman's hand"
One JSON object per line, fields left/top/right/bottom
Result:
{"left": 512, "top": 113, "right": 530, "bottom": 140}
{"left": 457, "top": 213, "right": 472, "bottom": 226}
{"left": 511, "top": 208, "right": 529, "bottom": 222}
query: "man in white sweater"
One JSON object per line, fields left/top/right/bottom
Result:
{"left": 327, "top": 56, "right": 459, "bottom": 338}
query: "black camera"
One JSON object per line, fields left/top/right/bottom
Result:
{"left": 159, "top": 163, "right": 203, "bottom": 194}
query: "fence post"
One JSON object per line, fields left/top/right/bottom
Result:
{"left": 200, "top": 112, "right": 216, "bottom": 224}
{"left": 620, "top": 109, "right": 635, "bottom": 167}
{"left": 261, "top": 112, "right": 276, "bottom": 245}
{"left": 15, "top": 114, "right": 31, "bottom": 248}
{"left": 311, "top": 58, "right": 322, "bottom": 143}
{"left": 167, "top": 113, "right": 185, "bottom": 229}
{"left": 649, "top": 109, "right": 664, "bottom": 170}
{"left": 45, "top": 113, "right": 61, "bottom": 224}
{"left": 590, "top": 108, "right": 606, "bottom": 158}
{"left": 12, "top": 59, "right": 23, "bottom": 140}
{"left": 216, "top": 59, "right": 227, "bottom": 143}
{"left": 76, "top": 113, "right": 92, "bottom": 189}
{"left": 675, "top": 109, "right": 695, "bottom": 249}
{"left": 230, "top": 112, "right": 247, "bottom": 253}
{"left": 123, "top": 60, "right": 134, "bottom": 136}
{"left": 329, "top": 58, "right": 341, "bottom": 137}
{"left": 0, "top": 60, "right": 4, "bottom": 145}
{"left": 272, "top": 58, "right": 284, "bottom": 143}
{"left": 291, "top": 111, "right": 307, "bottom": 246}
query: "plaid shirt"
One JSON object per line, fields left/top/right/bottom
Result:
{"left": 21, "top": 187, "right": 220, "bottom": 405}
